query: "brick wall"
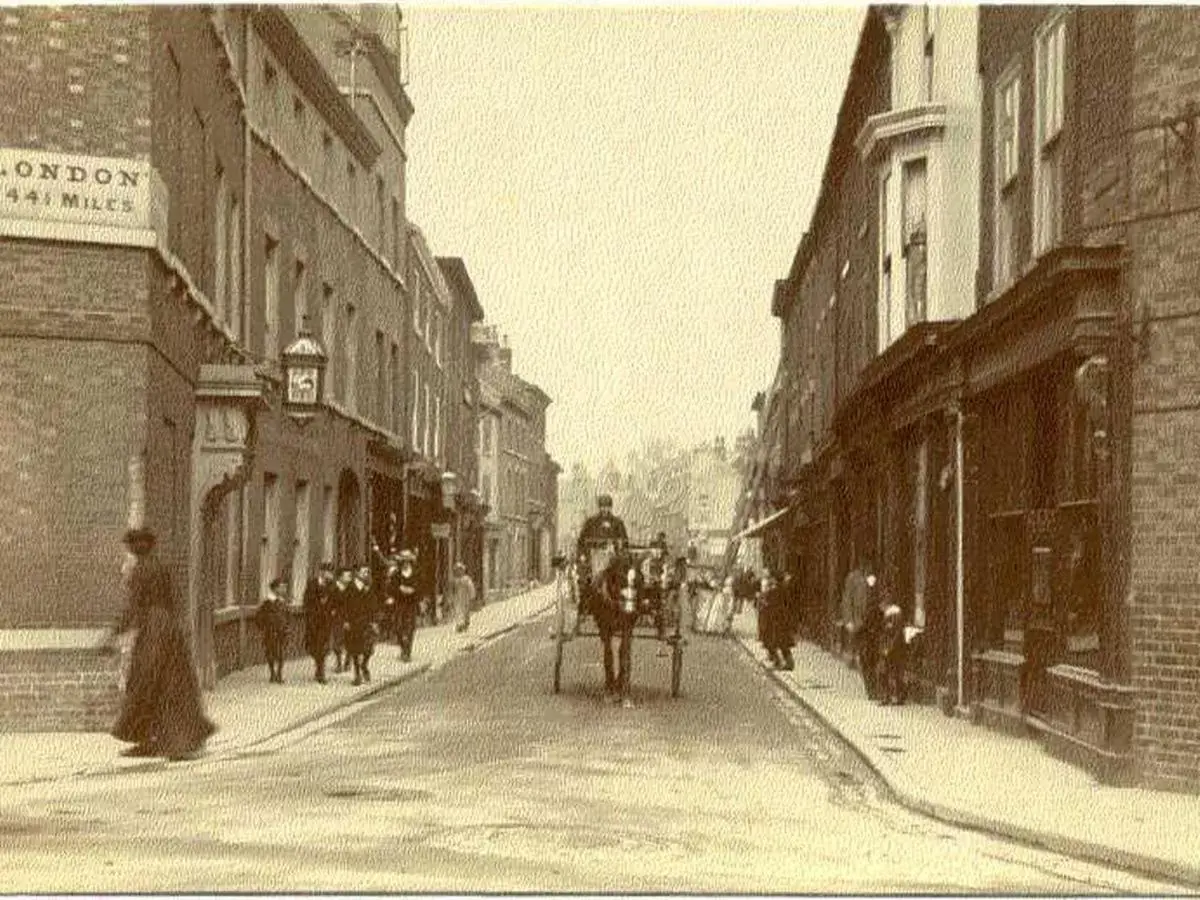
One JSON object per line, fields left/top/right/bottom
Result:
{"left": 0, "top": 6, "right": 152, "bottom": 156}
{"left": 1126, "top": 6, "right": 1200, "bottom": 790}
{"left": 0, "top": 649, "right": 122, "bottom": 732}
{"left": 0, "top": 243, "right": 152, "bottom": 628}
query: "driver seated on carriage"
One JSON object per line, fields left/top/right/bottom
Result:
{"left": 573, "top": 494, "right": 629, "bottom": 630}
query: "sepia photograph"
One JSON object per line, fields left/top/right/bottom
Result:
{"left": 0, "top": 0, "right": 1198, "bottom": 893}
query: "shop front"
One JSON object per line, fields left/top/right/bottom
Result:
{"left": 956, "top": 246, "right": 1133, "bottom": 782}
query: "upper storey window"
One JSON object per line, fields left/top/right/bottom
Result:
{"left": 263, "top": 60, "right": 278, "bottom": 131}
{"left": 902, "top": 158, "right": 928, "bottom": 327}
{"left": 1034, "top": 13, "right": 1066, "bottom": 256}
{"left": 922, "top": 5, "right": 937, "bottom": 102}
{"left": 993, "top": 66, "right": 1021, "bottom": 292}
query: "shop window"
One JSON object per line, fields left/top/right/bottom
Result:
{"left": 911, "top": 436, "right": 928, "bottom": 629}
{"left": 1059, "top": 501, "right": 1100, "bottom": 663}
{"left": 1029, "top": 372, "right": 1059, "bottom": 508}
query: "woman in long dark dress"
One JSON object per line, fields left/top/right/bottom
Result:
{"left": 104, "top": 528, "right": 215, "bottom": 760}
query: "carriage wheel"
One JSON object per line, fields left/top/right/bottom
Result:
{"left": 670, "top": 638, "right": 683, "bottom": 698}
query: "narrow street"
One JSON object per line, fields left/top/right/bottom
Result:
{"left": 0, "top": 620, "right": 1182, "bottom": 893}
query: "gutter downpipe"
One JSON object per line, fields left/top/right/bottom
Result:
{"left": 954, "top": 403, "right": 966, "bottom": 712}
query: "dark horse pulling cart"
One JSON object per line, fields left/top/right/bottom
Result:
{"left": 551, "top": 540, "right": 684, "bottom": 704}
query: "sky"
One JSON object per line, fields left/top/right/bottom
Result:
{"left": 403, "top": 3, "right": 865, "bottom": 474}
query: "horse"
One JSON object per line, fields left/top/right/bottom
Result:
{"left": 585, "top": 548, "right": 643, "bottom": 705}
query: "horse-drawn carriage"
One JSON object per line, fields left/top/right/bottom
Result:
{"left": 551, "top": 538, "right": 685, "bottom": 702}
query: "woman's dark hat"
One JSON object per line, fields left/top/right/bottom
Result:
{"left": 122, "top": 527, "right": 156, "bottom": 550}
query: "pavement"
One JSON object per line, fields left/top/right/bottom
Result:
{"left": 728, "top": 608, "right": 1200, "bottom": 890}
{"left": 0, "top": 583, "right": 558, "bottom": 787}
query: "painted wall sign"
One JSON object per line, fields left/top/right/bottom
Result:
{"left": 0, "top": 148, "right": 168, "bottom": 245}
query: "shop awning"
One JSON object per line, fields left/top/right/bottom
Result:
{"left": 732, "top": 505, "right": 794, "bottom": 542}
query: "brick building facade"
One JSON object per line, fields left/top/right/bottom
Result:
{"left": 743, "top": 4, "right": 1200, "bottom": 791}
{"left": 436, "top": 257, "right": 486, "bottom": 598}
{"left": 0, "top": 5, "right": 444, "bottom": 728}
{"left": 474, "top": 328, "right": 558, "bottom": 597}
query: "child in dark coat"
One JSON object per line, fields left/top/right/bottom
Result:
{"left": 757, "top": 571, "right": 795, "bottom": 671}
{"left": 303, "top": 563, "right": 337, "bottom": 684}
{"left": 256, "top": 577, "right": 290, "bottom": 683}
{"left": 879, "top": 600, "right": 908, "bottom": 705}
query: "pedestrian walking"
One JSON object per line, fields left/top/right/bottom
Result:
{"left": 393, "top": 549, "right": 420, "bottom": 661}
{"left": 449, "top": 561, "right": 476, "bottom": 633}
{"left": 255, "top": 577, "right": 290, "bottom": 683}
{"left": 757, "top": 570, "right": 795, "bottom": 670}
{"left": 330, "top": 567, "right": 353, "bottom": 673}
{"left": 379, "top": 554, "right": 401, "bottom": 643}
{"left": 303, "top": 562, "right": 338, "bottom": 683}
{"left": 101, "top": 527, "right": 215, "bottom": 761}
{"left": 344, "top": 563, "right": 377, "bottom": 686}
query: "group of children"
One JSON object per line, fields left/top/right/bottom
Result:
{"left": 253, "top": 549, "right": 476, "bottom": 687}
{"left": 845, "top": 573, "right": 916, "bottom": 706}
{"left": 750, "top": 563, "right": 917, "bottom": 704}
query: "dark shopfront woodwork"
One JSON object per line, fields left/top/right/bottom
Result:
{"left": 959, "top": 246, "right": 1133, "bottom": 781}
